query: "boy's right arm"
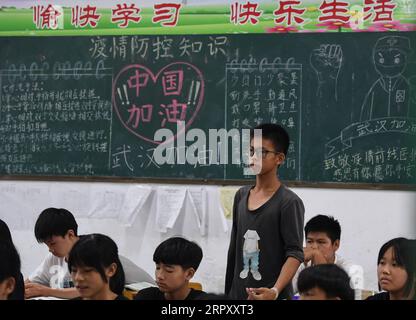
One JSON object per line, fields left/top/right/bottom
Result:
{"left": 27, "top": 255, "right": 51, "bottom": 286}
{"left": 25, "top": 283, "right": 79, "bottom": 299}
{"left": 25, "top": 254, "right": 79, "bottom": 299}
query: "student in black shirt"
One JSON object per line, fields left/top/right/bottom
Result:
{"left": 0, "top": 243, "right": 22, "bottom": 300}
{"left": 68, "top": 233, "right": 128, "bottom": 300}
{"left": 135, "top": 237, "right": 206, "bottom": 300}
{"left": 225, "top": 124, "right": 304, "bottom": 300}
{"left": 0, "top": 219, "right": 24, "bottom": 300}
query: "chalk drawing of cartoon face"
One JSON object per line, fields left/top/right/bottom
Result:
{"left": 374, "top": 49, "right": 407, "bottom": 78}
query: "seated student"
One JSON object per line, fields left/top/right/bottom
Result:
{"left": 25, "top": 207, "right": 154, "bottom": 299}
{"left": 25, "top": 208, "right": 82, "bottom": 299}
{"left": 367, "top": 237, "right": 416, "bottom": 300}
{"left": 68, "top": 233, "right": 128, "bottom": 300}
{"left": 134, "top": 237, "right": 207, "bottom": 300}
{"left": 0, "top": 243, "right": 22, "bottom": 300}
{"left": 292, "top": 215, "right": 359, "bottom": 293}
{"left": 298, "top": 264, "right": 354, "bottom": 300}
{"left": 0, "top": 219, "right": 24, "bottom": 300}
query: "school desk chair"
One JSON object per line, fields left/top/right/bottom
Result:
{"left": 188, "top": 282, "right": 203, "bottom": 291}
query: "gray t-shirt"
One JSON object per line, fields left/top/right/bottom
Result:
{"left": 225, "top": 185, "right": 304, "bottom": 300}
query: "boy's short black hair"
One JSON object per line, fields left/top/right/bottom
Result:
{"left": 250, "top": 123, "right": 290, "bottom": 156}
{"left": 305, "top": 215, "right": 341, "bottom": 243}
{"left": 153, "top": 237, "right": 203, "bottom": 271}
{"left": 298, "top": 264, "right": 354, "bottom": 300}
{"left": 0, "top": 243, "right": 21, "bottom": 284}
{"left": 34, "top": 208, "right": 78, "bottom": 243}
{"left": 68, "top": 234, "right": 125, "bottom": 295}
{"left": 377, "top": 237, "right": 416, "bottom": 298}
{"left": 0, "top": 219, "right": 13, "bottom": 244}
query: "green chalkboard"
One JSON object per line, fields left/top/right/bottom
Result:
{"left": 0, "top": 32, "right": 415, "bottom": 188}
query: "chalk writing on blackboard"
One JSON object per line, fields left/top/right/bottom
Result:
{"left": 0, "top": 60, "right": 112, "bottom": 175}
{"left": 225, "top": 57, "right": 301, "bottom": 180}
{"left": 324, "top": 35, "right": 416, "bottom": 184}
{"left": 112, "top": 62, "right": 205, "bottom": 144}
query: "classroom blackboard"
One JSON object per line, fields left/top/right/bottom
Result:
{"left": 0, "top": 32, "right": 415, "bottom": 188}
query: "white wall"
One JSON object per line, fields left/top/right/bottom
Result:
{"left": 1, "top": 180, "right": 415, "bottom": 294}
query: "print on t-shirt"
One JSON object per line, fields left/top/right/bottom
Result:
{"left": 240, "top": 230, "right": 261, "bottom": 281}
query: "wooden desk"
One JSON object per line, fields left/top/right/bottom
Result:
{"left": 123, "top": 288, "right": 137, "bottom": 300}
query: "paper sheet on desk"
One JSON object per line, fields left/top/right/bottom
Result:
{"left": 155, "top": 187, "right": 186, "bottom": 232}
{"left": 125, "top": 282, "right": 157, "bottom": 291}
{"left": 29, "top": 296, "right": 67, "bottom": 300}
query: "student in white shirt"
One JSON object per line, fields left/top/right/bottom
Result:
{"left": 292, "top": 215, "right": 361, "bottom": 295}
{"left": 25, "top": 208, "right": 81, "bottom": 299}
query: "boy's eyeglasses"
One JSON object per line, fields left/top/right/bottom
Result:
{"left": 249, "top": 148, "right": 280, "bottom": 158}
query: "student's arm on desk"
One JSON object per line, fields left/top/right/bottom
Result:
{"left": 25, "top": 281, "right": 79, "bottom": 299}
{"left": 247, "top": 257, "right": 301, "bottom": 300}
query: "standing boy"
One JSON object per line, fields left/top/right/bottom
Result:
{"left": 225, "top": 123, "right": 305, "bottom": 300}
